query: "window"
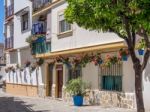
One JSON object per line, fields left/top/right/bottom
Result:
{"left": 46, "top": 42, "right": 51, "bottom": 52}
{"left": 100, "top": 63, "right": 122, "bottom": 91}
{"left": 22, "top": 13, "right": 29, "bottom": 31}
{"left": 68, "top": 67, "right": 81, "bottom": 81}
{"left": 59, "top": 14, "right": 71, "bottom": 33}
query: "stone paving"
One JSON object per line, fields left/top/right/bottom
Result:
{"left": 0, "top": 91, "right": 136, "bottom": 112}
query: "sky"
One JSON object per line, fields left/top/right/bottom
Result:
{"left": 0, "top": 0, "right": 4, "bottom": 43}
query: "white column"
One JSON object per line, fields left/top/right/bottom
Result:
{"left": 63, "top": 64, "right": 68, "bottom": 86}
{"left": 17, "top": 49, "right": 21, "bottom": 66}
{"left": 25, "top": 67, "right": 31, "bottom": 85}
{"left": 6, "top": 52, "right": 10, "bottom": 65}
{"left": 38, "top": 66, "right": 43, "bottom": 85}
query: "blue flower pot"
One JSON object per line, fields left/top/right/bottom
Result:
{"left": 122, "top": 55, "right": 128, "bottom": 61}
{"left": 73, "top": 96, "right": 83, "bottom": 106}
{"left": 138, "top": 49, "right": 144, "bottom": 55}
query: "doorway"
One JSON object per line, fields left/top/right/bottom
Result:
{"left": 46, "top": 64, "right": 53, "bottom": 96}
{"left": 56, "top": 65, "right": 63, "bottom": 98}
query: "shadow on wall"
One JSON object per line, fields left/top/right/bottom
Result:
{"left": 0, "top": 96, "right": 50, "bottom": 112}
{"left": 144, "top": 59, "right": 150, "bottom": 82}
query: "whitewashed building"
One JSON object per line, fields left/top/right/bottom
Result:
{"left": 30, "top": 0, "right": 150, "bottom": 111}
{"left": 3, "top": 0, "right": 150, "bottom": 111}
{"left": 3, "top": 0, "right": 43, "bottom": 97}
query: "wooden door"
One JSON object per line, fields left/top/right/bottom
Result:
{"left": 57, "top": 70, "right": 63, "bottom": 98}
{"left": 56, "top": 65, "right": 63, "bottom": 98}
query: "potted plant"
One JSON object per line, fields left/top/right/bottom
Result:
{"left": 119, "top": 49, "right": 129, "bottom": 61}
{"left": 104, "top": 55, "right": 119, "bottom": 67}
{"left": 5, "top": 68, "right": 9, "bottom": 73}
{"left": 136, "top": 39, "right": 146, "bottom": 55}
{"left": 65, "top": 78, "right": 90, "bottom": 106}
{"left": 24, "top": 60, "right": 31, "bottom": 67}
{"left": 36, "top": 58, "right": 44, "bottom": 66}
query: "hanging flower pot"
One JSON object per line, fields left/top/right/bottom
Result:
{"left": 119, "top": 49, "right": 129, "bottom": 61}
{"left": 138, "top": 49, "right": 144, "bottom": 55}
{"left": 122, "top": 55, "right": 128, "bottom": 61}
{"left": 136, "top": 39, "right": 146, "bottom": 56}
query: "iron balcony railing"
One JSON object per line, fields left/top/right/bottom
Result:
{"left": 31, "top": 40, "right": 51, "bottom": 55}
{"left": 5, "top": 4, "right": 14, "bottom": 18}
{"left": 5, "top": 36, "right": 13, "bottom": 49}
{"left": 32, "top": 22, "right": 46, "bottom": 35}
{"left": 33, "top": 0, "right": 52, "bottom": 12}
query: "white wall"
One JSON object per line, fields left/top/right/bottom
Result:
{"left": 13, "top": 0, "right": 32, "bottom": 49}
{"left": 20, "top": 47, "right": 34, "bottom": 66}
{"left": 122, "top": 57, "right": 135, "bottom": 92}
{"left": 51, "top": 2, "right": 123, "bottom": 52}
{"left": 9, "top": 51, "right": 18, "bottom": 64}
{"left": 14, "top": 0, "right": 31, "bottom": 14}
{"left": 143, "top": 58, "right": 150, "bottom": 111}
{"left": 82, "top": 63, "right": 99, "bottom": 89}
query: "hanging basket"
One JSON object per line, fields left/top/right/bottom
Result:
{"left": 138, "top": 49, "right": 144, "bottom": 55}
{"left": 122, "top": 55, "right": 128, "bottom": 61}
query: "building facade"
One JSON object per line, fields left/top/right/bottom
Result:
{"left": 0, "top": 43, "right": 6, "bottom": 78}
{"left": 3, "top": 0, "right": 150, "bottom": 111}
{"left": 4, "top": 0, "right": 43, "bottom": 97}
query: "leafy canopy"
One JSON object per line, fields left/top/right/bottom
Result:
{"left": 65, "top": 0, "right": 150, "bottom": 39}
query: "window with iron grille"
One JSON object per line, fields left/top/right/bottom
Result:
{"left": 68, "top": 67, "right": 81, "bottom": 81}
{"left": 59, "top": 14, "right": 71, "bottom": 33}
{"left": 100, "top": 63, "right": 122, "bottom": 91}
{"left": 21, "top": 13, "right": 29, "bottom": 31}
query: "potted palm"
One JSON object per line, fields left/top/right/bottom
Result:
{"left": 65, "top": 78, "right": 90, "bottom": 106}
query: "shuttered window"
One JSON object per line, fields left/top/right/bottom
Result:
{"left": 59, "top": 14, "right": 71, "bottom": 33}
{"left": 21, "top": 13, "right": 29, "bottom": 31}
{"left": 100, "top": 63, "right": 122, "bottom": 91}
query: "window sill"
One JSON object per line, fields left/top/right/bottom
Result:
{"left": 57, "top": 30, "right": 73, "bottom": 39}
{"left": 21, "top": 28, "right": 30, "bottom": 34}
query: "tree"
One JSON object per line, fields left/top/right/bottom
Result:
{"left": 65, "top": 0, "right": 150, "bottom": 112}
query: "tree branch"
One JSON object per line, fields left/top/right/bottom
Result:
{"left": 132, "top": 28, "right": 136, "bottom": 48}
{"left": 109, "top": 28, "right": 127, "bottom": 39}
{"left": 142, "top": 49, "right": 150, "bottom": 70}
{"left": 142, "top": 29, "right": 150, "bottom": 70}
{"left": 123, "top": 16, "right": 132, "bottom": 46}
{"left": 143, "top": 29, "right": 150, "bottom": 47}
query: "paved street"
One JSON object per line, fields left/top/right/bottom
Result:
{"left": 0, "top": 91, "right": 136, "bottom": 112}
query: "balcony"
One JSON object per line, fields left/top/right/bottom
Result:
{"left": 32, "top": 22, "right": 46, "bottom": 35}
{"left": 5, "top": 36, "right": 13, "bottom": 50}
{"left": 5, "top": 4, "right": 14, "bottom": 19}
{"left": 33, "top": 0, "right": 52, "bottom": 12}
{"left": 31, "top": 22, "right": 51, "bottom": 55}
{"left": 31, "top": 40, "right": 51, "bottom": 55}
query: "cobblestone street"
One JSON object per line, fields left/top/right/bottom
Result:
{"left": 0, "top": 91, "right": 136, "bottom": 112}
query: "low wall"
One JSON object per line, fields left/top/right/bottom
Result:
{"left": 64, "top": 90, "right": 136, "bottom": 109}
{"left": 6, "top": 83, "right": 38, "bottom": 97}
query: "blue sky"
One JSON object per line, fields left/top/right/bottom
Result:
{"left": 0, "top": 0, "right": 4, "bottom": 43}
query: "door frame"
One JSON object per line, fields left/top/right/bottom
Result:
{"left": 55, "top": 64, "right": 63, "bottom": 98}
{"left": 46, "top": 63, "right": 53, "bottom": 96}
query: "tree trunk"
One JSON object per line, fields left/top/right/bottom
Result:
{"left": 134, "top": 64, "right": 145, "bottom": 112}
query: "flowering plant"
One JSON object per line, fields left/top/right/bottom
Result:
{"left": 119, "top": 49, "right": 129, "bottom": 57}
{"left": 91, "top": 53, "right": 103, "bottom": 65}
{"left": 104, "top": 55, "right": 119, "bottom": 67}
{"left": 36, "top": 58, "right": 44, "bottom": 66}
{"left": 136, "top": 39, "right": 146, "bottom": 50}
{"left": 26, "top": 34, "right": 45, "bottom": 44}
{"left": 24, "top": 60, "right": 31, "bottom": 67}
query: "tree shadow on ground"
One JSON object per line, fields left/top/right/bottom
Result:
{"left": 0, "top": 96, "right": 51, "bottom": 112}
